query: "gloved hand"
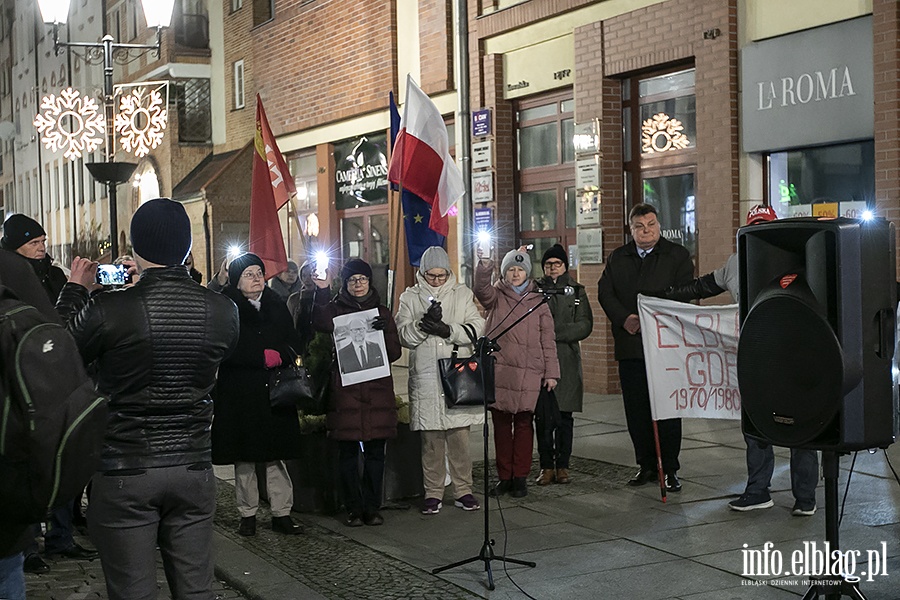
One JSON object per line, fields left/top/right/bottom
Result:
{"left": 419, "top": 317, "right": 451, "bottom": 339}
{"left": 371, "top": 316, "right": 388, "bottom": 331}
{"left": 425, "top": 301, "right": 443, "bottom": 322}
{"left": 264, "top": 349, "right": 282, "bottom": 369}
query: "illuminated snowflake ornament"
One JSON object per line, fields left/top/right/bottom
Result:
{"left": 33, "top": 87, "right": 106, "bottom": 160}
{"left": 115, "top": 84, "right": 168, "bottom": 157}
{"left": 641, "top": 113, "right": 691, "bottom": 154}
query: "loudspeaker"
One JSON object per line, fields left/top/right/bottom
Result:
{"left": 737, "top": 217, "right": 898, "bottom": 451}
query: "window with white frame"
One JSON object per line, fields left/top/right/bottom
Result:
{"left": 231, "top": 0, "right": 243, "bottom": 12}
{"left": 233, "top": 60, "right": 245, "bottom": 110}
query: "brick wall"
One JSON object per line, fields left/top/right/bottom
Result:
{"left": 482, "top": 54, "right": 517, "bottom": 255}
{"left": 207, "top": 144, "right": 253, "bottom": 268}
{"left": 873, "top": 0, "right": 900, "bottom": 274}
{"left": 220, "top": 0, "right": 257, "bottom": 153}
{"left": 601, "top": 0, "right": 739, "bottom": 276}
{"left": 474, "top": 0, "right": 739, "bottom": 393}
{"left": 419, "top": 0, "right": 454, "bottom": 95}
{"left": 248, "top": 1, "right": 398, "bottom": 136}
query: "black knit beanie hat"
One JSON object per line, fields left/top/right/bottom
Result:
{"left": 228, "top": 253, "right": 266, "bottom": 285}
{"left": 130, "top": 198, "right": 193, "bottom": 266}
{"left": 340, "top": 258, "right": 373, "bottom": 289}
{"left": 541, "top": 243, "right": 569, "bottom": 270}
{"left": 1, "top": 214, "right": 45, "bottom": 250}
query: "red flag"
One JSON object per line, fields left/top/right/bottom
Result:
{"left": 249, "top": 95, "right": 296, "bottom": 278}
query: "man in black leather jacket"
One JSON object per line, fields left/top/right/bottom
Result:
{"left": 66, "top": 199, "right": 240, "bottom": 600}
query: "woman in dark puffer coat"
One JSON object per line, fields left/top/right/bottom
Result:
{"left": 311, "top": 259, "right": 401, "bottom": 528}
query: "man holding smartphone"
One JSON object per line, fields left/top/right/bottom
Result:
{"left": 65, "top": 198, "right": 240, "bottom": 600}
{"left": 1, "top": 214, "right": 100, "bottom": 574}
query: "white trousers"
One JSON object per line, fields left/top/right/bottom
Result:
{"left": 234, "top": 461, "right": 294, "bottom": 518}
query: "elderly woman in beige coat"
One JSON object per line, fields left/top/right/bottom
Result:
{"left": 396, "top": 247, "right": 485, "bottom": 515}
{"left": 474, "top": 247, "right": 559, "bottom": 498}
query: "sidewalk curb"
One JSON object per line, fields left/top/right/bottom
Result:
{"left": 213, "top": 531, "right": 326, "bottom": 600}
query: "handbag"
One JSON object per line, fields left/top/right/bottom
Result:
{"left": 438, "top": 324, "right": 495, "bottom": 409}
{"left": 534, "top": 387, "right": 562, "bottom": 429}
{"left": 269, "top": 352, "right": 315, "bottom": 411}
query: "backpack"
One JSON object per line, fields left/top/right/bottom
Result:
{"left": 0, "top": 285, "right": 108, "bottom": 524}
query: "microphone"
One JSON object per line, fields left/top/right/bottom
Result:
{"left": 536, "top": 286, "right": 575, "bottom": 296}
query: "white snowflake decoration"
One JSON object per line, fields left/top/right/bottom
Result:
{"left": 33, "top": 87, "right": 106, "bottom": 160}
{"left": 115, "top": 86, "right": 168, "bottom": 158}
{"left": 641, "top": 112, "right": 691, "bottom": 154}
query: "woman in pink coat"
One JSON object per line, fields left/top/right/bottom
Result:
{"left": 474, "top": 248, "right": 559, "bottom": 498}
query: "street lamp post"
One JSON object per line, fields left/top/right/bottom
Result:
{"left": 38, "top": 0, "right": 175, "bottom": 260}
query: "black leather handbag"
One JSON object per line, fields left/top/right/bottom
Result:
{"left": 438, "top": 324, "right": 495, "bottom": 409}
{"left": 269, "top": 352, "right": 315, "bottom": 411}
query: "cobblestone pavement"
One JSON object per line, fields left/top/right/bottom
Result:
{"left": 213, "top": 482, "right": 476, "bottom": 600}
{"left": 24, "top": 532, "right": 246, "bottom": 600}
{"left": 23, "top": 456, "right": 636, "bottom": 600}
{"left": 212, "top": 456, "right": 636, "bottom": 600}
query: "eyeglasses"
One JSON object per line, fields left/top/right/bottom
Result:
{"left": 423, "top": 271, "right": 449, "bottom": 282}
{"left": 544, "top": 260, "right": 565, "bottom": 268}
{"left": 241, "top": 270, "right": 264, "bottom": 280}
{"left": 347, "top": 276, "right": 369, "bottom": 285}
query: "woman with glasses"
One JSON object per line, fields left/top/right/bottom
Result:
{"left": 212, "top": 253, "right": 304, "bottom": 536}
{"left": 311, "top": 258, "right": 402, "bottom": 527}
{"left": 533, "top": 244, "right": 593, "bottom": 486}
{"left": 396, "top": 247, "right": 485, "bottom": 515}
{"left": 474, "top": 246, "right": 559, "bottom": 498}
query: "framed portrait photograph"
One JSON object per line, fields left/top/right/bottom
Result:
{"left": 333, "top": 308, "right": 391, "bottom": 386}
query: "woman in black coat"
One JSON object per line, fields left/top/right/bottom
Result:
{"left": 212, "top": 253, "right": 303, "bottom": 537}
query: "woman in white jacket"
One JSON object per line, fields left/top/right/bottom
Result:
{"left": 396, "top": 247, "right": 485, "bottom": 515}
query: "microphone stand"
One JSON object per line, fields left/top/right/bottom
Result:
{"left": 432, "top": 291, "right": 552, "bottom": 590}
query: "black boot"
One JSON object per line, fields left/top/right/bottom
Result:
{"left": 271, "top": 515, "right": 302, "bottom": 535}
{"left": 238, "top": 515, "right": 256, "bottom": 536}
{"left": 489, "top": 479, "right": 512, "bottom": 497}
{"left": 510, "top": 477, "right": 528, "bottom": 498}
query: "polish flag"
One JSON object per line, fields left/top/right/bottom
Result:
{"left": 249, "top": 94, "right": 296, "bottom": 278}
{"left": 388, "top": 75, "right": 464, "bottom": 237}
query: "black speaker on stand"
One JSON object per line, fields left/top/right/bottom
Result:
{"left": 737, "top": 217, "right": 898, "bottom": 600}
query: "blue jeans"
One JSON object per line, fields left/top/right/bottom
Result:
{"left": 25, "top": 501, "right": 75, "bottom": 556}
{"left": 0, "top": 552, "right": 25, "bottom": 600}
{"left": 744, "top": 435, "right": 818, "bottom": 504}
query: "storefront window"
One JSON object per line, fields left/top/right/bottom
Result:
{"left": 517, "top": 99, "right": 575, "bottom": 169}
{"left": 638, "top": 69, "right": 696, "bottom": 154}
{"left": 516, "top": 91, "right": 576, "bottom": 257}
{"left": 767, "top": 141, "right": 874, "bottom": 219}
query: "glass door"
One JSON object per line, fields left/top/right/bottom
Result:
{"left": 641, "top": 169, "right": 696, "bottom": 257}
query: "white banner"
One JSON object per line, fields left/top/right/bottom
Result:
{"left": 637, "top": 295, "right": 741, "bottom": 421}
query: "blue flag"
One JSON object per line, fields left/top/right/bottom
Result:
{"left": 389, "top": 92, "right": 445, "bottom": 267}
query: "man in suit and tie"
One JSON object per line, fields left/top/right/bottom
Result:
{"left": 338, "top": 317, "right": 385, "bottom": 374}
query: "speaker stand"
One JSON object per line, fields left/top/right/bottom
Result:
{"left": 800, "top": 452, "right": 867, "bottom": 600}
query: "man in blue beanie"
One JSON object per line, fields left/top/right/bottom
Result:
{"left": 64, "top": 198, "right": 240, "bottom": 600}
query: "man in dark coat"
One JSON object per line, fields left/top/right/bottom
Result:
{"left": 0, "top": 250, "right": 64, "bottom": 596}
{"left": 598, "top": 203, "right": 694, "bottom": 493}
{"left": 535, "top": 244, "right": 593, "bottom": 486}
{"left": 1, "top": 214, "right": 67, "bottom": 303}
{"left": 1, "top": 213, "right": 99, "bottom": 574}
{"left": 337, "top": 316, "right": 386, "bottom": 373}
{"left": 67, "top": 198, "right": 240, "bottom": 600}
